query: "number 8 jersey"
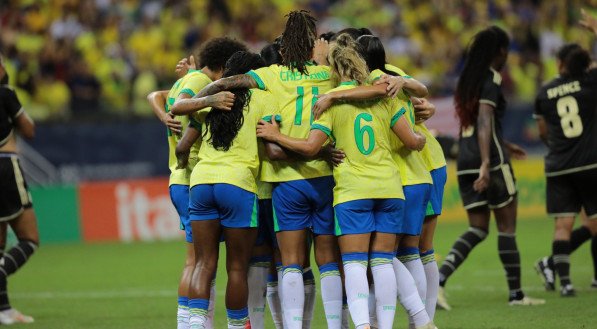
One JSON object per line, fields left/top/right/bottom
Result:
{"left": 534, "top": 68, "right": 597, "bottom": 176}
{"left": 248, "top": 63, "right": 334, "bottom": 182}
{"left": 311, "top": 81, "right": 404, "bottom": 206}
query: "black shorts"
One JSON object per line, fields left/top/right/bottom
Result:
{"left": 546, "top": 168, "right": 597, "bottom": 218}
{"left": 0, "top": 153, "right": 32, "bottom": 221}
{"left": 457, "top": 163, "right": 517, "bottom": 210}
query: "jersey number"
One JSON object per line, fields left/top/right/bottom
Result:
{"left": 556, "top": 96, "right": 583, "bottom": 138}
{"left": 295, "top": 86, "right": 320, "bottom": 125}
{"left": 354, "top": 113, "right": 375, "bottom": 155}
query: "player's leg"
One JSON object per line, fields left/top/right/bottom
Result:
{"left": 551, "top": 214, "right": 576, "bottom": 296}
{"left": 335, "top": 200, "right": 374, "bottom": 329}
{"left": 266, "top": 250, "right": 284, "bottom": 328}
{"left": 575, "top": 169, "right": 597, "bottom": 288}
{"left": 188, "top": 185, "right": 222, "bottom": 329}
{"left": 302, "top": 239, "right": 316, "bottom": 329}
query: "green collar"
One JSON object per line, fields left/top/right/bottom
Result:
{"left": 339, "top": 80, "right": 358, "bottom": 86}
{"left": 188, "top": 69, "right": 202, "bottom": 73}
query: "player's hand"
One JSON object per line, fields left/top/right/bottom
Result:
{"left": 320, "top": 143, "right": 345, "bottom": 167}
{"left": 161, "top": 112, "right": 183, "bottom": 134}
{"left": 257, "top": 117, "right": 281, "bottom": 142}
{"left": 375, "top": 75, "right": 405, "bottom": 98}
{"left": 473, "top": 163, "right": 490, "bottom": 192}
{"left": 175, "top": 148, "right": 190, "bottom": 169}
{"left": 506, "top": 142, "right": 527, "bottom": 160}
{"left": 313, "top": 94, "right": 335, "bottom": 120}
{"left": 207, "top": 91, "right": 235, "bottom": 111}
{"left": 413, "top": 97, "right": 436, "bottom": 123}
{"left": 175, "top": 55, "right": 197, "bottom": 78}
{"left": 580, "top": 9, "right": 597, "bottom": 35}
{"left": 313, "top": 38, "right": 329, "bottom": 65}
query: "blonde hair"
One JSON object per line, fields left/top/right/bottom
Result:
{"left": 328, "top": 33, "right": 370, "bottom": 86}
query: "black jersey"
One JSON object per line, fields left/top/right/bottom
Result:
{"left": 457, "top": 68, "right": 509, "bottom": 173}
{"left": 0, "top": 82, "right": 23, "bottom": 147}
{"left": 534, "top": 69, "right": 597, "bottom": 176}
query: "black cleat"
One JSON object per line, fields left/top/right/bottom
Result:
{"left": 560, "top": 284, "right": 576, "bottom": 297}
{"left": 535, "top": 257, "right": 555, "bottom": 291}
{"left": 591, "top": 280, "right": 597, "bottom": 289}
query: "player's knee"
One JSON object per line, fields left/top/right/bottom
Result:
{"left": 469, "top": 226, "right": 489, "bottom": 240}
{"left": 19, "top": 237, "right": 39, "bottom": 249}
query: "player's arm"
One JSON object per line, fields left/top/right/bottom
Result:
{"left": 535, "top": 116, "right": 548, "bottom": 145}
{"left": 14, "top": 111, "right": 35, "bottom": 139}
{"left": 390, "top": 110, "right": 426, "bottom": 151}
{"left": 257, "top": 119, "right": 328, "bottom": 157}
{"left": 474, "top": 104, "right": 493, "bottom": 192}
{"left": 170, "top": 90, "right": 236, "bottom": 116}
{"left": 504, "top": 141, "right": 527, "bottom": 160}
{"left": 262, "top": 139, "right": 344, "bottom": 165}
{"left": 175, "top": 125, "right": 201, "bottom": 169}
{"left": 147, "top": 90, "right": 183, "bottom": 134}
{"left": 376, "top": 74, "right": 428, "bottom": 98}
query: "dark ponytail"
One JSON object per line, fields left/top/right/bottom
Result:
{"left": 356, "top": 35, "right": 397, "bottom": 76}
{"left": 557, "top": 44, "right": 590, "bottom": 78}
{"left": 203, "top": 51, "right": 266, "bottom": 151}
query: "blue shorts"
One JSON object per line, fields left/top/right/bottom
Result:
{"left": 189, "top": 184, "right": 258, "bottom": 229}
{"left": 402, "top": 184, "right": 432, "bottom": 235}
{"left": 334, "top": 198, "right": 404, "bottom": 235}
{"left": 170, "top": 184, "right": 192, "bottom": 243}
{"left": 426, "top": 166, "right": 447, "bottom": 217}
{"left": 272, "top": 176, "right": 334, "bottom": 235}
{"left": 256, "top": 198, "right": 277, "bottom": 248}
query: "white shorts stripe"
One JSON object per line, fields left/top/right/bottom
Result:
{"left": 11, "top": 157, "right": 29, "bottom": 205}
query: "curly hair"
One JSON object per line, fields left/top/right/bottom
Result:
{"left": 280, "top": 10, "right": 317, "bottom": 75}
{"left": 328, "top": 33, "right": 369, "bottom": 86}
{"left": 203, "top": 51, "right": 266, "bottom": 151}
{"left": 197, "top": 37, "right": 248, "bottom": 72}
{"left": 455, "top": 26, "right": 509, "bottom": 129}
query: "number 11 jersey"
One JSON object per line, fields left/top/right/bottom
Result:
{"left": 534, "top": 69, "right": 597, "bottom": 176}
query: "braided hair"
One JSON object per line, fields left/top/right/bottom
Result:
{"left": 280, "top": 10, "right": 317, "bottom": 75}
{"left": 455, "top": 26, "right": 509, "bottom": 129}
{"left": 203, "top": 51, "right": 266, "bottom": 151}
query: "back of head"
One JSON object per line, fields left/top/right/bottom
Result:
{"left": 280, "top": 10, "right": 317, "bottom": 75}
{"left": 319, "top": 31, "right": 336, "bottom": 42}
{"left": 198, "top": 37, "right": 248, "bottom": 72}
{"left": 328, "top": 33, "right": 369, "bottom": 86}
{"left": 332, "top": 27, "right": 373, "bottom": 41}
{"left": 557, "top": 43, "right": 590, "bottom": 78}
{"left": 204, "top": 51, "right": 266, "bottom": 151}
{"left": 260, "top": 42, "right": 283, "bottom": 66}
{"left": 455, "top": 25, "right": 510, "bottom": 128}
{"left": 356, "top": 35, "right": 395, "bottom": 75}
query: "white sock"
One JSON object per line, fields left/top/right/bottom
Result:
{"left": 248, "top": 263, "right": 269, "bottom": 329}
{"left": 421, "top": 250, "right": 439, "bottom": 321}
{"left": 189, "top": 299, "right": 209, "bottom": 329}
{"left": 393, "top": 258, "right": 430, "bottom": 328}
{"left": 397, "top": 249, "right": 427, "bottom": 305}
{"left": 341, "top": 303, "right": 350, "bottom": 329}
{"left": 177, "top": 305, "right": 190, "bottom": 329}
{"left": 281, "top": 264, "right": 304, "bottom": 329}
{"left": 368, "top": 284, "right": 378, "bottom": 329}
{"left": 276, "top": 263, "right": 286, "bottom": 327}
{"left": 205, "top": 280, "right": 216, "bottom": 329}
{"left": 303, "top": 268, "right": 316, "bottom": 329}
{"left": 343, "top": 253, "right": 370, "bottom": 328}
{"left": 371, "top": 252, "right": 397, "bottom": 329}
{"left": 266, "top": 273, "right": 284, "bottom": 329}
{"left": 319, "top": 262, "right": 343, "bottom": 329}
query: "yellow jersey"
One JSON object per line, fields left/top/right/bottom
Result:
{"left": 165, "top": 70, "right": 213, "bottom": 186}
{"left": 257, "top": 140, "right": 273, "bottom": 200}
{"left": 312, "top": 82, "right": 405, "bottom": 206}
{"left": 190, "top": 89, "right": 277, "bottom": 193}
{"left": 247, "top": 63, "right": 334, "bottom": 182}
{"left": 369, "top": 69, "right": 432, "bottom": 186}
{"left": 385, "top": 64, "right": 447, "bottom": 170}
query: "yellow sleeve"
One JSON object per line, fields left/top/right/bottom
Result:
{"left": 246, "top": 66, "right": 277, "bottom": 91}
{"left": 311, "top": 109, "right": 333, "bottom": 138}
{"left": 178, "top": 73, "right": 210, "bottom": 97}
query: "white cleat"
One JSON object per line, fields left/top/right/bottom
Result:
{"left": 508, "top": 296, "right": 546, "bottom": 306}
{"left": 436, "top": 287, "right": 451, "bottom": 311}
{"left": 0, "top": 308, "right": 34, "bottom": 324}
{"left": 415, "top": 322, "right": 438, "bottom": 329}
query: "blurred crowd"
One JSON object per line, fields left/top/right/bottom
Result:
{"left": 0, "top": 0, "right": 596, "bottom": 121}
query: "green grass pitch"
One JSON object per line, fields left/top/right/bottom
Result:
{"left": 8, "top": 218, "right": 596, "bottom": 328}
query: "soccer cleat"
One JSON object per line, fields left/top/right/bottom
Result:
{"left": 436, "top": 287, "right": 451, "bottom": 311}
{"left": 415, "top": 322, "right": 438, "bottom": 329}
{"left": 560, "top": 284, "right": 576, "bottom": 297}
{"left": 534, "top": 257, "right": 555, "bottom": 291}
{"left": 0, "top": 308, "right": 34, "bottom": 324}
{"left": 508, "top": 296, "right": 546, "bottom": 306}
{"left": 591, "top": 280, "right": 597, "bottom": 288}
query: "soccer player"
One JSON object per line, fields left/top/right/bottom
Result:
{"left": 257, "top": 33, "right": 434, "bottom": 329}
{"left": 533, "top": 38, "right": 597, "bottom": 296}
{"left": 172, "top": 51, "right": 277, "bottom": 329}
{"left": 148, "top": 37, "right": 247, "bottom": 329}
{"left": 173, "top": 11, "right": 344, "bottom": 329}
{"left": 0, "top": 52, "right": 38, "bottom": 324}
{"left": 437, "top": 26, "right": 544, "bottom": 307}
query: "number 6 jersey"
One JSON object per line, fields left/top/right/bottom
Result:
{"left": 534, "top": 69, "right": 597, "bottom": 176}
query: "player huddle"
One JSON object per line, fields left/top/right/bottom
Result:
{"left": 145, "top": 9, "right": 597, "bottom": 329}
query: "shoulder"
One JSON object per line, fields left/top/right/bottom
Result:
{"left": 385, "top": 64, "right": 407, "bottom": 76}
{"left": 485, "top": 68, "right": 502, "bottom": 86}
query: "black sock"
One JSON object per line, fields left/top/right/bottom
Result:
{"left": 0, "top": 240, "right": 38, "bottom": 311}
{"left": 592, "top": 236, "right": 597, "bottom": 281}
{"left": 439, "top": 226, "right": 487, "bottom": 286}
{"left": 497, "top": 233, "right": 523, "bottom": 300}
{"left": 552, "top": 240, "right": 572, "bottom": 287}
{"left": 547, "top": 226, "right": 591, "bottom": 266}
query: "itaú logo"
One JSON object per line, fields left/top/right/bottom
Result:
{"left": 115, "top": 183, "right": 183, "bottom": 242}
